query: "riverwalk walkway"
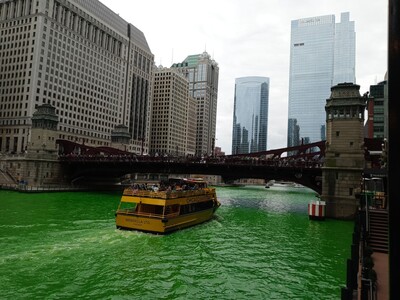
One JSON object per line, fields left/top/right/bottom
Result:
{"left": 373, "top": 252, "right": 389, "bottom": 300}
{"left": 355, "top": 250, "right": 388, "bottom": 300}
{"left": 0, "top": 183, "right": 89, "bottom": 192}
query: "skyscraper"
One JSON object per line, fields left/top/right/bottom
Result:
{"left": 287, "top": 12, "right": 355, "bottom": 147}
{"left": 150, "top": 67, "right": 196, "bottom": 157}
{"left": 171, "top": 52, "right": 219, "bottom": 157}
{"left": 231, "top": 76, "right": 269, "bottom": 155}
{"left": 0, "top": 0, "right": 154, "bottom": 154}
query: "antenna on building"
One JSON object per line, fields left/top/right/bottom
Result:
{"left": 171, "top": 48, "right": 174, "bottom": 65}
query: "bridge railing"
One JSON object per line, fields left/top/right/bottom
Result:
{"left": 122, "top": 187, "right": 214, "bottom": 200}
{"left": 59, "top": 154, "right": 323, "bottom": 169}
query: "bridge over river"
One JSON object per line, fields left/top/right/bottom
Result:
{"left": 0, "top": 80, "right": 389, "bottom": 246}
{"left": 57, "top": 139, "right": 381, "bottom": 194}
{"left": 58, "top": 139, "right": 325, "bottom": 192}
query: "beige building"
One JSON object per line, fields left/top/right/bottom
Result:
{"left": 150, "top": 67, "right": 196, "bottom": 156}
{"left": 0, "top": 0, "right": 154, "bottom": 155}
{"left": 172, "top": 52, "right": 219, "bottom": 156}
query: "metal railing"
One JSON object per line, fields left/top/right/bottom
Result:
{"left": 122, "top": 188, "right": 213, "bottom": 199}
{"left": 341, "top": 192, "right": 377, "bottom": 300}
{"left": 0, "top": 183, "right": 87, "bottom": 192}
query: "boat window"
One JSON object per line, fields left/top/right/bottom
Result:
{"left": 180, "top": 200, "right": 214, "bottom": 215}
{"left": 137, "top": 204, "right": 163, "bottom": 216}
{"left": 118, "top": 202, "right": 137, "bottom": 212}
{"left": 164, "top": 204, "right": 180, "bottom": 216}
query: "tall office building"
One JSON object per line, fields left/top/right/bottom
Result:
{"left": 0, "top": 0, "right": 154, "bottom": 154}
{"left": 231, "top": 76, "right": 269, "bottom": 155}
{"left": 367, "top": 73, "right": 388, "bottom": 139}
{"left": 287, "top": 12, "right": 355, "bottom": 147}
{"left": 171, "top": 52, "right": 219, "bottom": 157}
{"left": 150, "top": 67, "right": 196, "bottom": 157}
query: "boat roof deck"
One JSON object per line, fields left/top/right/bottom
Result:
{"left": 121, "top": 188, "right": 214, "bottom": 200}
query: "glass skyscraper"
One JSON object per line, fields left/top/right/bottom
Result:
{"left": 287, "top": 12, "right": 355, "bottom": 147}
{"left": 232, "top": 77, "right": 269, "bottom": 155}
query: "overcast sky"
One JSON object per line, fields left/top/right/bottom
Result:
{"left": 99, "top": 0, "right": 388, "bottom": 154}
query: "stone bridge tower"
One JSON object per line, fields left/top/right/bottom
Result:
{"left": 321, "top": 83, "right": 366, "bottom": 219}
{"left": 23, "top": 104, "right": 63, "bottom": 186}
{"left": 27, "top": 104, "right": 59, "bottom": 159}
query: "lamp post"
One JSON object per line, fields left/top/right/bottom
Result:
{"left": 211, "top": 137, "right": 216, "bottom": 157}
{"left": 139, "top": 137, "right": 145, "bottom": 156}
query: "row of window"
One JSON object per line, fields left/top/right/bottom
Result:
{"left": 326, "top": 107, "right": 364, "bottom": 119}
{"left": 0, "top": 0, "right": 36, "bottom": 21}
{"left": 53, "top": 2, "right": 122, "bottom": 56}
{"left": 0, "top": 3, "right": 156, "bottom": 153}
{"left": 35, "top": 20, "right": 126, "bottom": 134}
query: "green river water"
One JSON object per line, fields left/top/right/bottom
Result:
{"left": 0, "top": 185, "right": 352, "bottom": 299}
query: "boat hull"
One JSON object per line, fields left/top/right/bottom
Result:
{"left": 116, "top": 207, "right": 217, "bottom": 234}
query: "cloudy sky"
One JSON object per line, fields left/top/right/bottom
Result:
{"left": 100, "top": 0, "right": 388, "bottom": 154}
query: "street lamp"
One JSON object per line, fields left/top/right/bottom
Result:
{"left": 139, "top": 137, "right": 145, "bottom": 156}
{"left": 212, "top": 137, "right": 217, "bottom": 157}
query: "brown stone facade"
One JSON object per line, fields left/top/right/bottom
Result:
{"left": 321, "top": 83, "right": 366, "bottom": 219}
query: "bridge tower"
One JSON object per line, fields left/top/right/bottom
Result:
{"left": 21, "top": 104, "right": 64, "bottom": 186}
{"left": 111, "top": 125, "right": 131, "bottom": 152}
{"left": 27, "top": 104, "right": 59, "bottom": 159}
{"left": 321, "top": 83, "right": 367, "bottom": 219}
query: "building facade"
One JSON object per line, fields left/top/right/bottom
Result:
{"left": 150, "top": 67, "right": 196, "bottom": 157}
{"left": 231, "top": 76, "right": 269, "bottom": 155}
{"left": 0, "top": 0, "right": 154, "bottom": 155}
{"left": 287, "top": 12, "right": 355, "bottom": 148}
{"left": 322, "top": 83, "right": 366, "bottom": 219}
{"left": 368, "top": 73, "right": 388, "bottom": 139}
{"left": 171, "top": 52, "right": 219, "bottom": 157}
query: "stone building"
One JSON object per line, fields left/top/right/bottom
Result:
{"left": 150, "top": 67, "right": 196, "bottom": 157}
{"left": 0, "top": 104, "right": 64, "bottom": 186}
{"left": 0, "top": 0, "right": 154, "bottom": 155}
{"left": 322, "top": 83, "right": 366, "bottom": 219}
{"left": 172, "top": 52, "right": 219, "bottom": 156}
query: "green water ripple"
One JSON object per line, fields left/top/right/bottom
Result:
{"left": 0, "top": 187, "right": 352, "bottom": 299}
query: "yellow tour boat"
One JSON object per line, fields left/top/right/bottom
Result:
{"left": 115, "top": 178, "right": 221, "bottom": 234}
